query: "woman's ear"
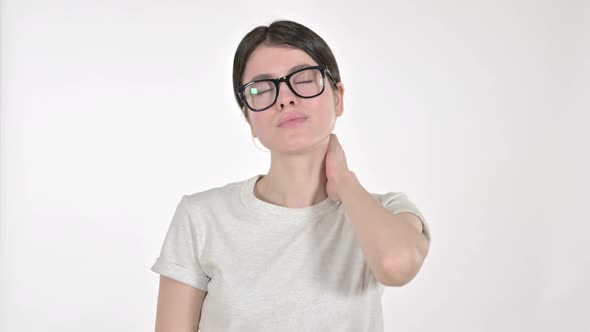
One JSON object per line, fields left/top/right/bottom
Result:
{"left": 334, "top": 82, "right": 345, "bottom": 117}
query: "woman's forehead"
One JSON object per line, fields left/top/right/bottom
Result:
{"left": 243, "top": 45, "right": 318, "bottom": 82}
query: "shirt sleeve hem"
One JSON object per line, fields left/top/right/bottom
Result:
{"left": 393, "top": 209, "right": 431, "bottom": 242}
{"left": 151, "top": 257, "right": 209, "bottom": 292}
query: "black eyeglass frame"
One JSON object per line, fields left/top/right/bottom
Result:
{"left": 237, "top": 65, "right": 338, "bottom": 112}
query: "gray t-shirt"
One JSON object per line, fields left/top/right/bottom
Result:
{"left": 151, "top": 174, "right": 431, "bottom": 331}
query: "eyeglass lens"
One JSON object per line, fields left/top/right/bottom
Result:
{"left": 244, "top": 68, "right": 325, "bottom": 111}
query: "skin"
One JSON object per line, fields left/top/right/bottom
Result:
{"left": 154, "top": 275, "right": 206, "bottom": 332}
{"left": 242, "top": 45, "right": 350, "bottom": 207}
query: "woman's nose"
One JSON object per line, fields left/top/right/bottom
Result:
{"left": 275, "top": 81, "right": 297, "bottom": 109}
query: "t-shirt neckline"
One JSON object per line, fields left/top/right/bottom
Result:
{"left": 240, "top": 174, "right": 341, "bottom": 220}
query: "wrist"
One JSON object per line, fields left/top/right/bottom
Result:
{"left": 338, "top": 171, "right": 359, "bottom": 196}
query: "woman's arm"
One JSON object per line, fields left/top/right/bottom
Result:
{"left": 338, "top": 173, "right": 430, "bottom": 287}
{"left": 154, "top": 275, "right": 207, "bottom": 332}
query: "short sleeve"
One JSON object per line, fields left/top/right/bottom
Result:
{"left": 380, "top": 192, "right": 431, "bottom": 242}
{"left": 151, "top": 195, "right": 210, "bottom": 291}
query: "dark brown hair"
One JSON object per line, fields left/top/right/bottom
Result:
{"left": 232, "top": 20, "right": 342, "bottom": 121}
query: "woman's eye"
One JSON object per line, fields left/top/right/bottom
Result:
{"left": 294, "top": 80, "right": 313, "bottom": 85}
{"left": 250, "top": 88, "right": 270, "bottom": 96}
{"left": 251, "top": 88, "right": 271, "bottom": 96}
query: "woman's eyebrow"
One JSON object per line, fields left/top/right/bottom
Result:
{"left": 250, "top": 63, "right": 313, "bottom": 81}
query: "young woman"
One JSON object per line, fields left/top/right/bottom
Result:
{"left": 151, "top": 19, "right": 431, "bottom": 332}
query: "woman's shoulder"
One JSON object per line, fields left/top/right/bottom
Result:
{"left": 182, "top": 175, "right": 254, "bottom": 211}
{"left": 369, "top": 191, "right": 408, "bottom": 206}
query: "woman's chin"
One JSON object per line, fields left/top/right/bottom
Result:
{"left": 272, "top": 136, "right": 329, "bottom": 155}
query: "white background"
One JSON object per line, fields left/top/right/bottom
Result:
{"left": 1, "top": 0, "right": 589, "bottom": 331}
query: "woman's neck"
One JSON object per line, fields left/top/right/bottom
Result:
{"left": 254, "top": 132, "right": 333, "bottom": 208}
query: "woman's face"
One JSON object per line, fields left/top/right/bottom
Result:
{"left": 242, "top": 45, "right": 344, "bottom": 154}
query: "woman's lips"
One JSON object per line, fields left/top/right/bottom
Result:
{"left": 278, "top": 118, "right": 307, "bottom": 128}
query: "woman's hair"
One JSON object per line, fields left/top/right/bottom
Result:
{"left": 232, "top": 20, "right": 342, "bottom": 122}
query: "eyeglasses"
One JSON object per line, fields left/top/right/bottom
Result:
{"left": 237, "top": 65, "right": 337, "bottom": 112}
